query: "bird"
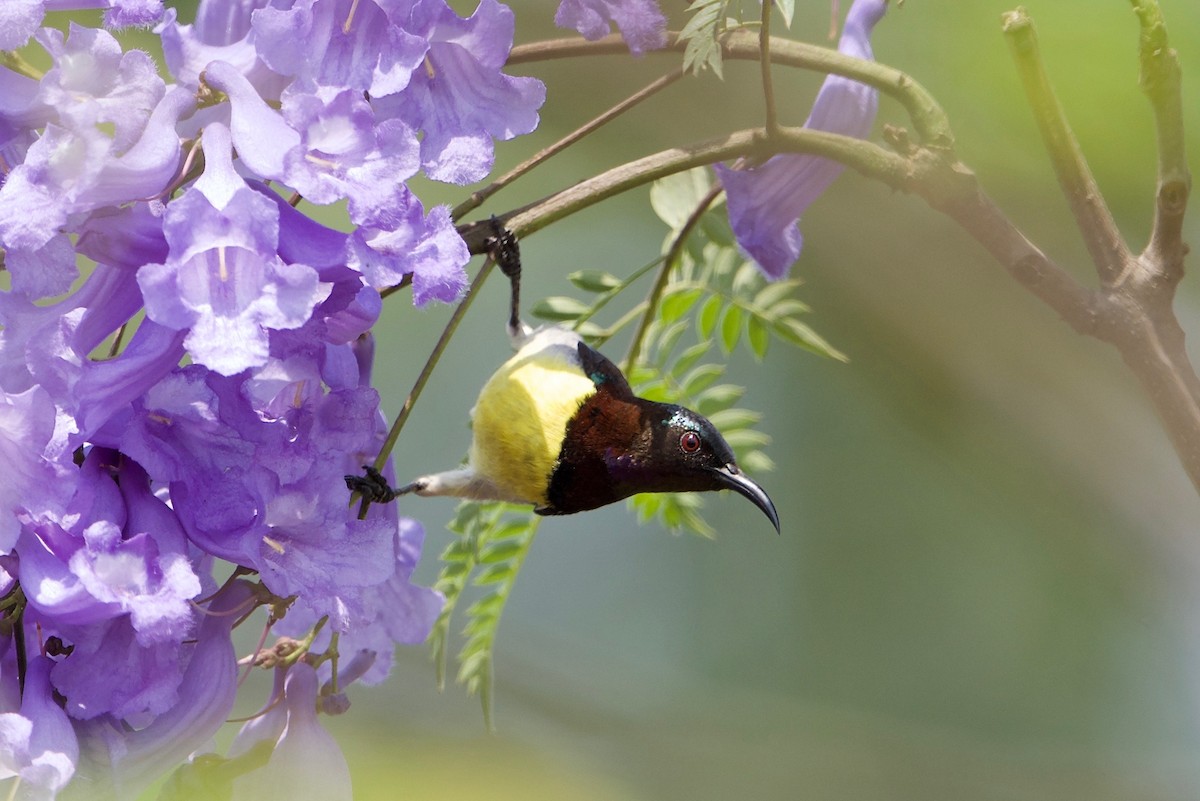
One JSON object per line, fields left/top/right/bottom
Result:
{"left": 347, "top": 221, "right": 780, "bottom": 533}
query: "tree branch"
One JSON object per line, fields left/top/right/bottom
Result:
{"left": 451, "top": 68, "right": 685, "bottom": 222}
{"left": 758, "top": 3, "right": 781, "bottom": 137}
{"left": 1002, "top": 8, "right": 1131, "bottom": 286}
{"left": 508, "top": 31, "right": 954, "bottom": 150}
{"left": 457, "top": 126, "right": 910, "bottom": 251}
{"left": 1129, "top": 0, "right": 1191, "bottom": 283}
{"left": 480, "top": 14, "right": 1200, "bottom": 494}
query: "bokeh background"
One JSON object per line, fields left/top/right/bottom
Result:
{"left": 116, "top": 0, "right": 1200, "bottom": 797}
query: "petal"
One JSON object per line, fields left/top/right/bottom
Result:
{"left": 555, "top": 0, "right": 667, "bottom": 56}
{"left": 717, "top": 0, "right": 886, "bottom": 279}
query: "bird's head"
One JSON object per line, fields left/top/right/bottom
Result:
{"left": 544, "top": 341, "right": 779, "bottom": 533}
{"left": 628, "top": 402, "right": 780, "bottom": 533}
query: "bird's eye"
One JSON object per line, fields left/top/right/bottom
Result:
{"left": 679, "top": 430, "right": 702, "bottom": 454}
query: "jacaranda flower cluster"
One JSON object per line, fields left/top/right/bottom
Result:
{"left": 0, "top": 0, "right": 577, "bottom": 796}
{"left": 0, "top": 0, "right": 884, "bottom": 796}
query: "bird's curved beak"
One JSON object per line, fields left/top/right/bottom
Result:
{"left": 711, "top": 464, "right": 780, "bottom": 534}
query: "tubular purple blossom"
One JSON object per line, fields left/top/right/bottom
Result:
{"left": 555, "top": 0, "right": 667, "bottom": 56}
{"left": 0, "top": 657, "right": 79, "bottom": 798}
{"left": 0, "top": 0, "right": 536, "bottom": 793}
{"left": 229, "top": 664, "right": 352, "bottom": 801}
{"left": 373, "top": 0, "right": 546, "bottom": 185}
{"left": 715, "top": 0, "right": 887, "bottom": 279}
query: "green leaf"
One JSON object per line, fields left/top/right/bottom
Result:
{"left": 696, "top": 383, "right": 745, "bottom": 412}
{"left": 531, "top": 296, "right": 590, "bottom": 322}
{"left": 708, "top": 407, "right": 761, "bottom": 430}
{"left": 724, "top": 428, "right": 771, "bottom": 450}
{"left": 740, "top": 449, "right": 776, "bottom": 473}
{"left": 431, "top": 503, "right": 539, "bottom": 729}
{"left": 697, "top": 294, "right": 722, "bottom": 340}
{"left": 772, "top": 318, "right": 848, "bottom": 361}
{"left": 627, "top": 365, "right": 659, "bottom": 386}
{"left": 774, "top": 0, "right": 795, "bottom": 28}
{"left": 682, "top": 364, "right": 724, "bottom": 397}
{"left": 639, "top": 383, "right": 673, "bottom": 403}
{"left": 671, "top": 341, "right": 712, "bottom": 380}
{"left": 711, "top": 245, "right": 739, "bottom": 279}
{"left": 574, "top": 320, "right": 605, "bottom": 339}
{"left": 754, "top": 279, "right": 802, "bottom": 311}
{"left": 660, "top": 288, "right": 702, "bottom": 324}
{"left": 655, "top": 320, "right": 690, "bottom": 363}
{"left": 680, "top": 0, "right": 726, "bottom": 77}
{"left": 650, "top": 168, "right": 713, "bottom": 230}
{"left": 470, "top": 563, "right": 513, "bottom": 587}
{"left": 732, "top": 261, "right": 760, "bottom": 296}
{"left": 770, "top": 299, "right": 812, "bottom": 320}
{"left": 568, "top": 270, "right": 622, "bottom": 293}
{"left": 478, "top": 538, "right": 527, "bottom": 564}
{"left": 719, "top": 305, "right": 742, "bottom": 353}
{"left": 747, "top": 315, "right": 770, "bottom": 361}
{"left": 629, "top": 493, "right": 715, "bottom": 538}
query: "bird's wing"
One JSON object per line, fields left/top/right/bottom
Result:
{"left": 576, "top": 341, "right": 634, "bottom": 399}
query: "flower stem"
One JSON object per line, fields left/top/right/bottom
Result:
{"left": 0, "top": 49, "right": 41, "bottom": 81}
{"left": 370, "top": 257, "right": 496, "bottom": 475}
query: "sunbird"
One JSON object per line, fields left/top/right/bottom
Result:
{"left": 348, "top": 222, "right": 780, "bottom": 533}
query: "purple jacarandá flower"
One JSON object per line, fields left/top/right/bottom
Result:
{"left": 0, "top": 26, "right": 191, "bottom": 289}
{"left": 251, "top": 0, "right": 428, "bottom": 98}
{"left": 229, "top": 664, "right": 352, "bottom": 801}
{"left": 0, "top": 386, "right": 69, "bottom": 553}
{"left": 4, "top": 1, "right": 168, "bottom": 51}
{"left": 0, "top": 0, "right": 165, "bottom": 50}
{"left": 158, "top": 0, "right": 286, "bottom": 96}
{"left": 555, "top": 0, "right": 667, "bottom": 56}
{"left": 0, "top": 0, "right": 550, "bottom": 794}
{"left": 0, "top": 657, "right": 79, "bottom": 799}
{"left": 347, "top": 193, "right": 471, "bottom": 304}
{"left": 137, "top": 122, "right": 330, "bottom": 375}
{"left": 69, "top": 580, "right": 253, "bottom": 801}
{"left": 715, "top": 0, "right": 887, "bottom": 279}
{"left": 375, "top": 0, "right": 546, "bottom": 184}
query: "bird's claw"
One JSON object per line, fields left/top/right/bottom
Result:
{"left": 345, "top": 465, "right": 399, "bottom": 504}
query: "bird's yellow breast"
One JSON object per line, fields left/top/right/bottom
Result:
{"left": 469, "top": 332, "right": 596, "bottom": 506}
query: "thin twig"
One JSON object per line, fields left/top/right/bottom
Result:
{"left": 759, "top": 2, "right": 780, "bottom": 136}
{"left": 452, "top": 69, "right": 686, "bottom": 222}
{"left": 624, "top": 184, "right": 724, "bottom": 372}
{"left": 1002, "top": 9, "right": 1131, "bottom": 286}
{"left": 508, "top": 31, "right": 954, "bottom": 149}
{"left": 106, "top": 322, "right": 129, "bottom": 359}
{"left": 370, "top": 257, "right": 497, "bottom": 475}
{"left": 1129, "top": 0, "right": 1190, "bottom": 281}
{"left": 455, "top": 126, "right": 906, "bottom": 256}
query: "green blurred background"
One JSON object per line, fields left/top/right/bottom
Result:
{"left": 137, "top": 0, "right": 1200, "bottom": 797}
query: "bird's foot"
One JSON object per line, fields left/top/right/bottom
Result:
{"left": 345, "top": 465, "right": 414, "bottom": 504}
{"left": 485, "top": 216, "right": 521, "bottom": 279}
